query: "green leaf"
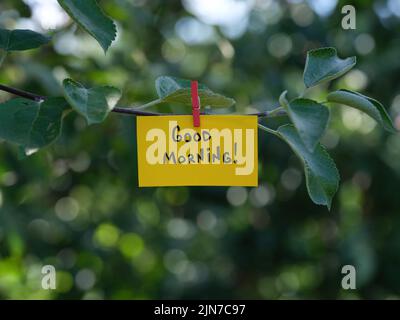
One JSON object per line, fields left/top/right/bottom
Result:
{"left": 303, "top": 47, "right": 356, "bottom": 88}
{"left": 327, "top": 89, "right": 396, "bottom": 133}
{"left": 155, "top": 76, "right": 235, "bottom": 108}
{"left": 57, "top": 0, "right": 116, "bottom": 53}
{"left": 277, "top": 124, "right": 339, "bottom": 209}
{"left": 0, "top": 28, "right": 51, "bottom": 52}
{"left": 62, "top": 79, "right": 121, "bottom": 125}
{"left": 278, "top": 90, "right": 289, "bottom": 108}
{"left": 0, "top": 97, "right": 68, "bottom": 149}
{"left": 285, "top": 97, "right": 330, "bottom": 152}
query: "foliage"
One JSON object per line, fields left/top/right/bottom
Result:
{"left": 1, "top": 34, "right": 395, "bottom": 208}
{"left": 0, "top": 97, "right": 67, "bottom": 148}
{"left": 0, "top": 28, "right": 50, "bottom": 52}
{"left": 155, "top": 76, "right": 235, "bottom": 108}
{"left": 57, "top": 0, "right": 116, "bottom": 53}
{"left": 275, "top": 125, "right": 339, "bottom": 209}
{"left": 303, "top": 47, "right": 356, "bottom": 88}
{"left": 327, "top": 90, "right": 396, "bottom": 133}
{"left": 0, "top": 0, "right": 399, "bottom": 300}
{"left": 62, "top": 79, "right": 121, "bottom": 125}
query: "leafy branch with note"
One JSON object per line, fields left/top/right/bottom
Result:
{"left": 0, "top": 0, "right": 396, "bottom": 210}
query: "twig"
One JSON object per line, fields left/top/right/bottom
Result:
{"left": 112, "top": 107, "right": 163, "bottom": 116}
{"left": 0, "top": 84, "right": 46, "bottom": 102}
{"left": 127, "top": 98, "right": 162, "bottom": 110}
{"left": 258, "top": 123, "right": 279, "bottom": 136}
{"left": 0, "top": 83, "right": 287, "bottom": 118}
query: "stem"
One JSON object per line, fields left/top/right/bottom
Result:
{"left": 0, "top": 84, "right": 45, "bottom": 101}
{"left": 0, "top": 83, "right": 288, "bottom": 118}
{"left": 279, "top": 91, "right": 289, "bottom": 108}
{"left": 267, "top": 106, "right": 285, "bottom": 117}
{"left": 258, "top": 124, "right": 279, "bottom": 136}
{"left": 128, "top": 98, "right": 162, "bottom": 110}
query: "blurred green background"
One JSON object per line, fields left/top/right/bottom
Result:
{"left": 0, "top": 0, "right": 400, "bottom": 299}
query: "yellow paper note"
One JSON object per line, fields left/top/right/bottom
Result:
{"left": 136, "top": 115, "right": 258, "bottom": 187}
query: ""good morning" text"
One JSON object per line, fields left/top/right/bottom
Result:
{"left": 145, "top": 121, "right": 255, "bottom": 176}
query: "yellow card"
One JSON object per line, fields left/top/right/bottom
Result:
{"left": 136, "top": 115, "right": 258, "bottom": 187}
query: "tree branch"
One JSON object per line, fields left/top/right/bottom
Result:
{"left": 0, "top": 84, "right": 46, "bottom": 102}
{"left": 0, "top": 83, "right": 287, "bottom": 118}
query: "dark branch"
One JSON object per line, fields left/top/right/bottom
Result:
{"left": 0, "top": 83, "right": 286, "bottom": 118}
{"left": 0, "top": 84, "right": 46, "bottom": 102}
{"left": 112, "top": 107, "right": 164, "bottom": 116}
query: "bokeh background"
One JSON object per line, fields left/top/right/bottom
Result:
{"left": 0, "top": 0, "right": 400, "bottom": 299}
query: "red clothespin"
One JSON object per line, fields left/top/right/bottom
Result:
{"left": 191, "top": 80, "right": 201, "bottom": 127}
